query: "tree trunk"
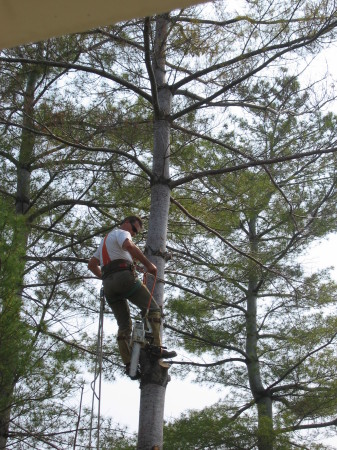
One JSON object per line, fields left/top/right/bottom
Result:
{"left": 0, "top": 69, "right": 37, "bottom": 449}
{"left": 16, "top": 69, "right": 37, "bottom": 214}
{"left": 137, "top": 351, "right": 170, "bottom": 449}
{"left": 246, "top": 218, "right": 274, "bottom": 450}
{"left": 137, "top": 14, "right": 172, "bottom": 450}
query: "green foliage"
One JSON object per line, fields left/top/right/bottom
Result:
{"left": 164, "top": 404, "right": 256, "bottom": 449}
{"left": 0, "top": 197, "right": 26, "bottom": 298}
{"left": 0, "top": 197, "right": 31, "bottom": 408}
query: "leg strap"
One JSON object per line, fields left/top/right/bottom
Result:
{"left": 147, "top": 317, "right": 161, "bottom": 324}
{"left": 123, "top": 279, "right": 143, "bottom": 298}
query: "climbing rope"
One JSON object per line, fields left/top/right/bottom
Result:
{"left": 89, "top": 285, "right": 105, "bottom": 450}
{"left": 143, "top": 271, "right": 157, "bottom": 316}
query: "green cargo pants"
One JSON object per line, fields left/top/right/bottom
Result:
{"left": 103, "top": 269, "right": 161, "bottom": 365}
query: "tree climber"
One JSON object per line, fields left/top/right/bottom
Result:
{"left": 88, "top": 215, "right": 176, "bottom": 379}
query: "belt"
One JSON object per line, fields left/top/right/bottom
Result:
{"left": 102, "top": 259, "right": 133, "bottom": 279}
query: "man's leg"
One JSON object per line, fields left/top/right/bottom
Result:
{"left": 128, "top": 284, "right": 177, "bottom": 359}
{"left": 106, "top": 297, "right": 132, "bottom": 365}
{"left": 103, "top": 272, "right": 136, "bottom": 365}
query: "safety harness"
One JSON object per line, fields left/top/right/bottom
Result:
{"left": 101, "top": 234, "right": 134, "bottom": 279}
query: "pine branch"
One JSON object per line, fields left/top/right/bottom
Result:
{"left": 171, "top": 357, "right": 246, "bottom": 367}
{"left": 170, "top": 196, "right": 281, "bottom": 279}
{"left": 0, "top": 56, "right": 153, "bottom": 103}
{"left": 165, "top": 323, "right": 248, "bottom": 358}
{"left": 171, "top": 17, "right": 337, "bottom": 96}
{"left": 165, "top": 277, "right": 246, "bottom": 314}
{"left": 268, "top": 332, "right": 337, "bottom": 393}
{"left": 280, "top": 417, "right": 337, "bottom": 433}
{"left": 169, "top": 146, "right": 337, "bottom": 189}
{"left": 0, "top": 115, "right": 154, "bottom": 179}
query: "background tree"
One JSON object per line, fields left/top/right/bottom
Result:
{"left": 0, "top": 40, "right": 141, "bottom": 447}
{"left": 164, "top": 74, "right": 337, "bottom": 449}
{"left": 0, "top": 197, "right": 27, "bottom": 448}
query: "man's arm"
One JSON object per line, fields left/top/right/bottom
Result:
{"left": 88, "top": 256, "right": 102, "bottom": 279}
{"left": 122, "top": 239, "right": 157, "bottom": 276}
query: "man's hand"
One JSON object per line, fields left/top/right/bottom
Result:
{"left": 88, "top": 256, "right": 102, "bottom": 279}
{"left": 145, "top": 262, "right": 157, "bottom": 276}
{"left": 123, "top": 239, "right": 157, "bottom": 276}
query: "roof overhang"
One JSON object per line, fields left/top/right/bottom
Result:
{"left": 0, "top": 0, "right": 206, "bottom": 50}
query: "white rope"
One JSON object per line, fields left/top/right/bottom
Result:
{"left": 73, "top": 384, "right": 84, "bottom": 449}
{"left": 89, "top": 285, "right": 105, "bottom": 449}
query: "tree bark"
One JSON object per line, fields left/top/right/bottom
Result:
{"left": 137, "top": 14, "right": 172, "bottom": 450}
{"left": 16, "top": 69, "right": 37, "bottom": 214}
{"left": 137, "top": 351, "right": 170, "bottom": 449}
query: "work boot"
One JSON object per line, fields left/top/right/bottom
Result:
{"left": 161, "top": 348, "right": 177, "bottom": 359}
{"left": 146, "top": 344, "right": 177, "bottom": 360}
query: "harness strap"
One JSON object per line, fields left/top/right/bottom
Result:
{"left": 102, "top": 260, "right": 133, "bottom": 279}
{"left": 102, "top": 234, "right": 110, "bottom": 266}
{"left": 101, "top": 233, "right": 132, "bottom": 278}
{"left": 124, "top": 279, "right": 142, "bottom": 298}
{"left": 147, "top": 317, "right": 161, "bottom": 324}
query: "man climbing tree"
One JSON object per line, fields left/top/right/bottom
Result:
{"left": 88, "top": 215, "right": 176, "bottom": 379}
